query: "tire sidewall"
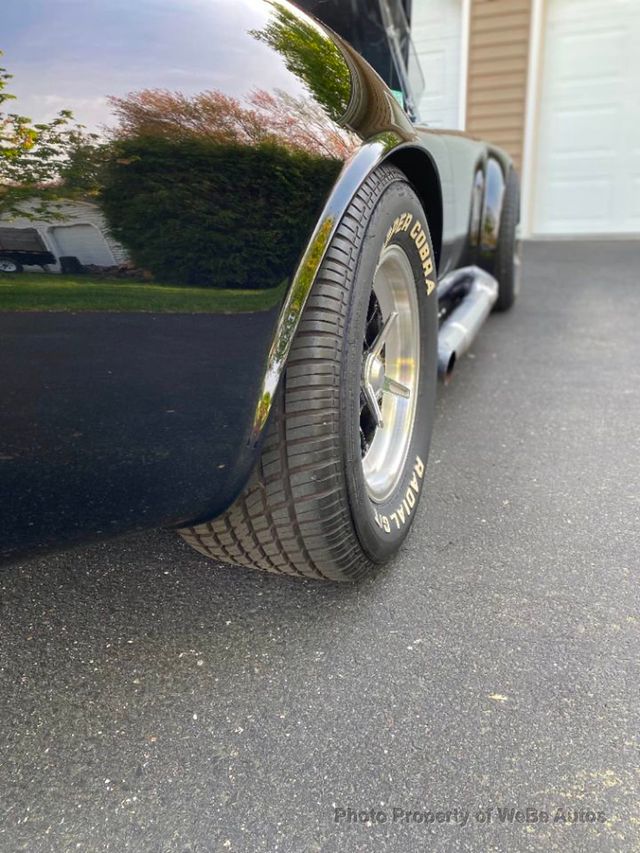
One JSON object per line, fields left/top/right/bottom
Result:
{"left": 495, "top": 168, "right": 520, "bottom": 310}
{"left": 341, "top": 178, "right": 438, "bottom": 562}
{"left": 0, "top": 258, "right": 20, "bottom": 274}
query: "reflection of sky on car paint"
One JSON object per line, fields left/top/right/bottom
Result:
{"left": 3, "top": 0, "right": 304, "bottom": 131}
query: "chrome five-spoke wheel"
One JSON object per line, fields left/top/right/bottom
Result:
{"left": 360, "top": 243, "right": 420, "bottom": 503}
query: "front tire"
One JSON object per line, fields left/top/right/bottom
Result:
{"left": 179, "top": 165, "right": 438, "bottom": 581}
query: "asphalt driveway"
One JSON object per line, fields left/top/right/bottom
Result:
{"left": 1, "top": 240, "right": 639, "bottom": 852}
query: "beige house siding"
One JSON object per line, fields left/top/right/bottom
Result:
{"left": 465, "top": 0, "right": 532, "bottom": 172}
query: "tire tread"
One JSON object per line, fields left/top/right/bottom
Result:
{"left": 179, "top": 166, "right": 413, "bottom": 581}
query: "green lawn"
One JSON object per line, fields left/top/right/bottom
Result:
{"left": 0, "top": 273, "right": 284, "bottom": 314}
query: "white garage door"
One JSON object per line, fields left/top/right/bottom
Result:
{"left": 532, "top": 0, "right": 640, "bottom": 235}
{"left": 412, "top": 0, "right": 463, "bottom": 128}
{"left": 50, "top": 224, "right": 115, "bottom": 267}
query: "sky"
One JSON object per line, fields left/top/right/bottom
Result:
{"left": 3, "top": 0, "right": 304, "bottom": 133}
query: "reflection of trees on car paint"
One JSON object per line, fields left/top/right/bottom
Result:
{"left": 96, "top": 0, "right": 360, "bottom": 288}
{"left": 0, "top": 52, "right": 100, "bottom": 222}
{"left": 99, "top": 83, "right": 352, "bottom": 288}
{"left": 251, "top": 1, "right": 352, "bottom": 123}
{"left": 107, "top": 87, "right": 356, "bottom": 158}
{"left": 99, "top": 130, "right": 342, "bottom": 288}
{"left": 0, "top": 0, "right": 361, "bottom": 291}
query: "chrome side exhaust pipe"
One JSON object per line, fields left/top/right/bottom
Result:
{"left": 437, "top": 266, "right": 499, "bottom": 382}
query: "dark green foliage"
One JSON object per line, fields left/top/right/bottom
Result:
{"left": 99, "top": 135, "right": 341, "bottom": 288}
{"left": 251, "top": 3, "right": 351, "bottom": 124}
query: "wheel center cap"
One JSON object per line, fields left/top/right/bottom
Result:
{"left": 364, "top": 353, "right": 385, "bottom": 397}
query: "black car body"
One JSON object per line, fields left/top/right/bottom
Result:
{"left": 0, "top": 0, "right": 514, "bottom": 565}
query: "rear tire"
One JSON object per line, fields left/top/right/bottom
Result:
{"left": 493, "top": 167, "right": 521, "bottom": 312}
{"left": 179, "top": 165, "right": 438, "bottom": 581}
{"left": 0, "top": 258, "right": 23, "bottom": 274}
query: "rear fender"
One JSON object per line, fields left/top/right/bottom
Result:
{"left": 0, "top": 0, "right": 444, "bottom": 559}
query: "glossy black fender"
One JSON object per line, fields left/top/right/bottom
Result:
{"left": 0, "top": 0, "right": 512, "bottom": 561}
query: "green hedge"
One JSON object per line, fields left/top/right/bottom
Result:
{"left": 99, "top": 135, "right": 341, "bottom": 288}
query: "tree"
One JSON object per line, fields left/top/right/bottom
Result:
{"left": 108, "top": 86, "right": 356, "bottom": 159}
{"left": 99, "top": 85, "right": 349, "bottom": 287}
{"left": 250, "top": 89, "right": 355, "bottom": 159}
{"left": 107, "top": 88, "right": 268, "bottom": 146}
{"left": 0, "top": 51, "right": 100, "bottom": 220}
{"left": 99, "top": 133, "right": 341, "bottom": 288}
{"left": 251, "top": 2, "right": 352, "bottom": 124}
